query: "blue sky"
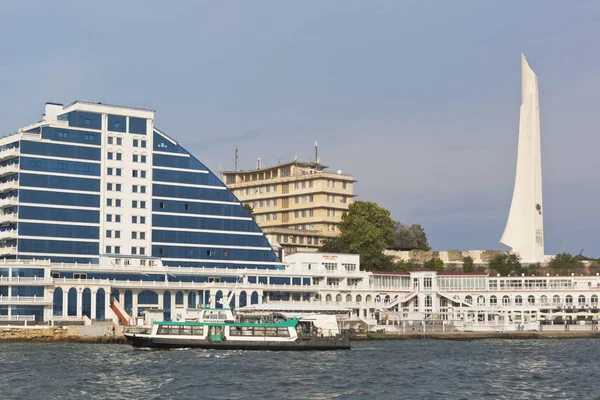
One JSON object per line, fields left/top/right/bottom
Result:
{"left": 1, "top": 1, "right": 599, "bottom": 256}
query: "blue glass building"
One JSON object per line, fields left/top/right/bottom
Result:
{"left": 0, "top": 102, "right": 319, "bottom": 323}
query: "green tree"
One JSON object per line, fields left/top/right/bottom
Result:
{"left": 462, "top": 256, "right": 475, "bottom": 272}
{"left": 243, "top": 203, "right": 254, "bottom": 216}
{"left": 392, "top": 222, "right": 431, "bottom": 251}
{"left": 549, "top": 253, "right": 583, "bottom": 270}
{"left": 488, "top": 253, "right": 522, "bottom": 276}
{"left": 320, "top": 201, "right": 395, "bottom": 271}
{"left": 424, "top": 258, "right": 444, "bottom": 272}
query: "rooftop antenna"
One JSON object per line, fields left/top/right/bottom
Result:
{"left": 235, "top": 146, "right": 239, "bottom": 171}
{"left": 314, "top": 141, "right": 319, "bottom": 165}
{"left": 256, "top": 157, "right": 261, "bottom": 170}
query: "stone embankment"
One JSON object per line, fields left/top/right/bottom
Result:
{"left": 0, "top": 326, "right": 127, "bottom": 344}
{"left": 351, "top": 331, "right": 600, "bottom": 341}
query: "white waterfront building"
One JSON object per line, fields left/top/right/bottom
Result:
{"left": 3, "top": 252, "right": 600, "bottom": 333}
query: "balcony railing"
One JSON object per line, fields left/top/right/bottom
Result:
{"left": 0, "top": 315, "right": 35, "bottom": 321}
{"left": 0, "top": 214, "right": 17, "bottom": 224}
{"left": 0, "top": 164, "right": 18, "bottom": 178}
{"left": 0, "top": 181, "right": 18, "bottom": 193}
{"left": 0, "top": 246, "right": 17, "bottom": 256}
{"left": 0, "top": 276, "right": 53, "bottom": 285}
{"left": 0, "top": 196, "right": 18, "bottom": 208}
{"left": 0, "top": 147, "right": 19, "bottom": 161}
{"left": 0, "top": 229, "right": 17, "bottom": 240}
{"left": 0, "top": 295, "right": 52, "bottom": 303}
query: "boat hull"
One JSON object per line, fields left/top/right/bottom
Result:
{"left": 125, "top": 334, "right": 351, "bottom": 351}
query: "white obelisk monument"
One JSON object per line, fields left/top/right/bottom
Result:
{"left": 500, "top": 53, "right": 545, "bottom": 263}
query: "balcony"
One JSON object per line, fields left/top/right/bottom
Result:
{"left": 0, "top": 164, "right": 18, "bottom": 178}
{"left": 0, "top": 180, "right": 18, "bottom": 194}
{"left": 0, "top": 295, "right": 52, "bottom": 305}
{"left": 0, "top": 229, "right": 17, "bottom": 240}
{"left": 0, "top": 196, "right": 17, "bottom": 208}
{"left": 0, "top": 245, "right": 17, "bottom": 257}
{"left": 0, "top": 213, "right": 17, "bottom": 225}
{"left": 0, "top": 276, "right": 53, "bottom": 285}
{"left": 0, "top": 147, "right": 19, "bottom": 161}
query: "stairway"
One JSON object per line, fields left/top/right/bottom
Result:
{"left": 110, "top": 298, "right": 130, "bottom": 326}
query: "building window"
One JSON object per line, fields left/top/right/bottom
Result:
{"left": 107, "top": 152, "right": 113, "bottom": 160}
{"left": 133, "top": 154, "right": 138, "bottom": 162}
{"left": 159, "top": 248, "right": 164, "bottom": 254}
{"left": 106, "top": 246, "right": 111, "bottom": 254}
{"left": 132, "top": 232, "right": 137, "bottom": 239}
{"left": 106, "top": 230, "right": 112, "bottom": 238}
{"left": 116, "top": 137, "right": 122, "bottom": 145}
{"left": 141, "top": 140, "right": 146, "bottom": 148}
{"left": 133, "top": 170, "right": 138, "bottom": 178}
{"left": 115, "top": 215, "right": 121, "bottom": 223}
{"left": 116, "top": 168, "right": 122, "bottom": 176}
{"left": 107, "top": 168, "right": 113, "bottom": 176}
{"left": 132, "top": 216, "right": 137, "bottom": 223}
{"left": 141, "top": 171, "right": 147, "bottom": 178}
{"left": 116, "top": 183, "right": 121, "bottom": 191}
{"left": 106, "top": 215, "right": 112, "bottom": 222}
{"left": 84, "top": 118, "right": 91, "bottom": 125}
{"left": 132, "top": 247, "right": 137, "bottom": 255}
{"left": 184, "top": 204, "right": 189, "bottom": 210}
{"left": 116, "top": 152, "right": 122, "bottom": 161}
{"left": 141, "top": 155, "right": 147, "bottom": 163}
{"left": 140, "top": 186, "right": 146, "bottom": 193}
{"left": 113, "top": 121, "right": 120, "bottom": 130}
{"left": 108, "top": 137, "right": 114, "bottom": 144}
{"left": 115, "top": 199, "right": 121, "bottom": 207}
{"left": 114, "top": 246, "right": 120, "bottom": 254}
{"left": 115, "top": 230, "right": 121, "bottom": 239}
{"left": 160, "top": 202, "right": 164, "bottom": 209}
{"left": 140, "top": 216, "right": 146, "bottom": 224}
{"left": 140, "top": 247, "right": 145, "bottom": 255}
{"left": 133, "top": 139, "right": 139, "bottom": 147}
{"left": 58, "top": 131, "right": 68, "bottom": 138}
{"left": 107, "top": 199, "right": 113, "bottom": 206}
{"left": 140, "top": 201, "right": 146, "bottom": 209}
{"left": 132, "top": 200, "right": 138, "bottom": 208}
{"left": 107, "top": 183, "right": 113, "bottom": 191}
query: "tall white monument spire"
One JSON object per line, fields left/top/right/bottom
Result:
{"left": 500, "top": 53, "right": 545, "bottom": 262}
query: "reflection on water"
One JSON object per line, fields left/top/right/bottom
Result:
{"left": 1, "top": 340, "right": 600, "bottom": 399}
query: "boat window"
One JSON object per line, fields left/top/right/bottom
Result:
{"left": 276, "top": 328, "right": 290, "bottom": 337}
{"left": 157, "top": 325, "right": 204, "bottom": 336}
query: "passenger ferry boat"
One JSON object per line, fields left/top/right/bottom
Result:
{"left": 124, "top": 306, "right": 351, "bottom": 351}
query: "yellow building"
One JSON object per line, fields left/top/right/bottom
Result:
{"left": 222, "top": 161, "right": 355, "bottom": 254}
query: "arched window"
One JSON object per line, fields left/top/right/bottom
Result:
{"left": 425, "top": 295, "right": 433, "bottom": 308}
{"left": 489, "top": 295, "right": 497, "bottom": 306}
{"left": 515, "top": 296, "right": 523, "bottom": 306}
{"left": 366, "top": 295, "right": 372, "bottom": 302}
{"left": 356, "top": 295, "right": 362, "bottom": 303}
{"left": 553, "top": 295, "right": 561, "bottom": 305}
{"left": 375, "top": 295, "right": 381, "bottom": 303}
{"left": 465, "top": 295, "right": 473, "bottom": 305}
{"left": 384, "top": 295, "right": 391, "bottom": 303}
{"left": 477, "top": 296, "right": 485, "bottom": 306}
{"left": 527, "top": 295, "right": 535, "bottom": 305}
{"left": 566, "top": 295, "right": 573, "bottom": 305}
{"left": 335, "top": 294, "right": 342, "bottom": 303}
{"left": 592, "top": 295, "right": 598, "bottom": 307}
{"left": 540, "top": 295, "right": 548, "bottom": 306}
{"left": 325, "top": 294, "right": 332, "bottom": 302}
{"left": 578, "top": 295, "right": 586, "bottom": 306}
{"left": 502, "top": 296, "right": 510, "bottom": 306}
{"left": 346, "top": 294, "right": 352, "bottom": 302}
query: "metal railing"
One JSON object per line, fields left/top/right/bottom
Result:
{"left": 0, "top": 315, "right": 35, "bottom": 321}
{"left": 0, "top": 295, "right": 52, "bottom": 303}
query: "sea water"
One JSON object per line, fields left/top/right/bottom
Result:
{"left": 1, "top": 339, "right": 599, "bottom": 399}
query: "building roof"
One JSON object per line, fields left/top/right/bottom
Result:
{"left": 222, "top": 160, "right": 329, "bottom": 175}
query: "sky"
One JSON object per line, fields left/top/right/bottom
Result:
{"left": 1, "top": 1, "right": 599, "bottom": 256}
